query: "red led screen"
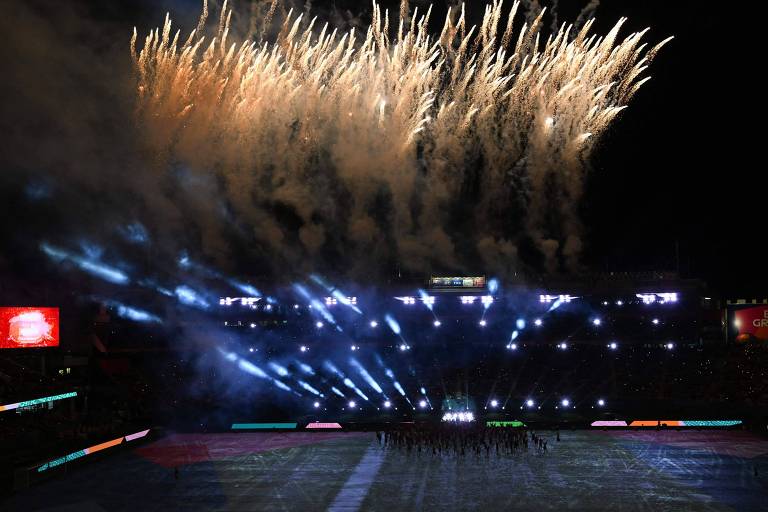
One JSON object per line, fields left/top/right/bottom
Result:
{"left": 0, "top": 307, "right": 60, "bottom": 349}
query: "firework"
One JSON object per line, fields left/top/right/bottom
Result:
{"left": 131, "top": 0, "right": 670, "bottom": 273}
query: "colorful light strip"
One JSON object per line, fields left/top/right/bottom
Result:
{"left": 591, "top": 420, "right": 743, "bottom": 428}
{"left": 680, "top": 420, "right": 742, "bottom": 427}
{"left": 125, "top": 429, "right": 151, "bottom": 441}
{"left": 36, "top": 428, "right": 151, "bottom": 472}
{"left": 305, "top": 422, "right": 342, "bottom": 429}
{"left": 630, "top": 421, "right": 683, "bottom": 427}
{"left": 0, "top": 391, "right": 77, "bottom": 412}
{"left": 486, "top": 421, "right": 526, "bottom": 427}
{"left": 231, "top": 423, "right": 297, "bottom": 430}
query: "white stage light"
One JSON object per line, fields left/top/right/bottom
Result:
{"left": 370, "top": 320, "right": 378, "bottom": 328}
{"left": 652, "top": 318, "right": 660, "bottom": 325}
{"left": 609, "top": 342, "right": 617, "bottom": 350}
{"left": 316, "top": 321, "right": 324, "bottom": 328}
{"left": 384, "top": 400, "right": 391, "bottom": 408}
{"left": 666, "top": 342, "right": 674, "bottom": 350}
{"left": 300, "top": 345, "right": 308, "bottom": 352}
{"left": 534, "top": 318, "right": 543, "bottom": 326}
{"left": 348, "top": 400, "right": 356, "bottom": 408}
{"left": 561, "top": 398, "right": 570, "bottom": 407}
{"left": 314, "top": 401, "right": 320, "bottom": 408}
{"left": 249, "top": 347, "right": 254, "bottom": 353}
{"left": 616, "top": 300, "right": 623, "bottom": 306}
{"left": 351, "top": 345, "right": 358, "bottom": 351}
{"left": 490, "top": 399, "right": 498, "bottom": 407}
{"left": 516, "top": 318, "right": 526, "bottom": 329}
{"left": 598, "top": 399, "right": 605, "bottom": 407}
{"left": 399, "top": 344, "right": 408, "bottom": 351}
{"left": 419, "top": 400, "right": 427, "bottom": 408}
{"left": 479, "top": 320, "right": 487, "bottom": 327}
{"left": 526, "top": 399, "right": 534, "bottom": 407}
{"left": 250, "top": 323, "right": 256, "bottom": 328}
{"left": 592, "top": 318, "right": 601, "bottom": 326}
{"left": 559, "top": 342, "right": 567, "bottom": 350}
{"left": 508, "top": 343, "right": 518, "bottom": 350}
{"left": 434, "top": 320, "right": 441, "bottom": 327}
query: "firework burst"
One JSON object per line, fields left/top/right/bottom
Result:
{"left": 131, "top": 0, "right": 671, "bottom": 274}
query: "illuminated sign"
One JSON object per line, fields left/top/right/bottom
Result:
{"left": 0, "top": 307, "right": 59, "bottom": 349}
{"left": 429, "top": 276, "right": 486, "bottom": 289}
{"left": 733, "top": 306, "right": 768, "bottom": 342}
{"left": 629, "top": 420, "right": 742, "bottom": 427}
{"left": 486, "top": 421, "right": 525, "bottom": 427}
{"left": 0, "top": 391, "right": 76, "bottom": 413}
{"left": 125, "top": 429, "right": 150, "bottom": 441}
{"left": 231, "top": 423, "right": 297, "bottom": 430}
{"left": 591, "top": 420, "right": 742, "bottom": 428}
{"left": 305, "top": 422, "right": 342, "bottom": 429}
{"left": 36, "top": 429, "right": 150, "bottom": 472}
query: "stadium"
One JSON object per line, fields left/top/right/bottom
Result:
{"left": 0, "top": 0, "right": 763, "bottom": 510}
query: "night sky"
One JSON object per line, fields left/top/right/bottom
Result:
{"left": 0, "top": 0, "right": 756, "bottom": 296}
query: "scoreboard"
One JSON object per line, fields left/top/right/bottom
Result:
{"left": 429, "top": 276, "right": 486, "bottom": 290}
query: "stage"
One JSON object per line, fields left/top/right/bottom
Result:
{"left": 5, "top": 430, "right": 768, "bottom": 511}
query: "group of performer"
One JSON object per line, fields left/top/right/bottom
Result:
{"left": 375, "top": 425, "right": 554, "bottom": 457}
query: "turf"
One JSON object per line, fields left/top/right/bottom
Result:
{"left": 4, "top": 430, "right": 768, "bottom": 511}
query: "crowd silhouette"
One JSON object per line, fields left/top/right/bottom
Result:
{"left": 376, "top": 425, "right": 552, "bottom": 457}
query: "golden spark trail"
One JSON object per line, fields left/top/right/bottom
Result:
{"left": 131, "top": 1, "right": 671, "bottom": 274}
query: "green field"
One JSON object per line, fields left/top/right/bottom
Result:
{"left": 4, "top": 430, "right": 768, "bottom": 511}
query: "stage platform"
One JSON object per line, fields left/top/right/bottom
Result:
{"left": 4, "top": 430, "right": 768, "bottom": 511}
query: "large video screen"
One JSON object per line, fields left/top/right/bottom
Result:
{"left": 0, "top": 307, "right": 60, "bottom": 349}
{"left": 731, "top": 305, "right": 768, "bottom": 343}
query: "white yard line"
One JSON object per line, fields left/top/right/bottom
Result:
{"left": 327, "top": 442, "right": 386, "bottom": 512}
